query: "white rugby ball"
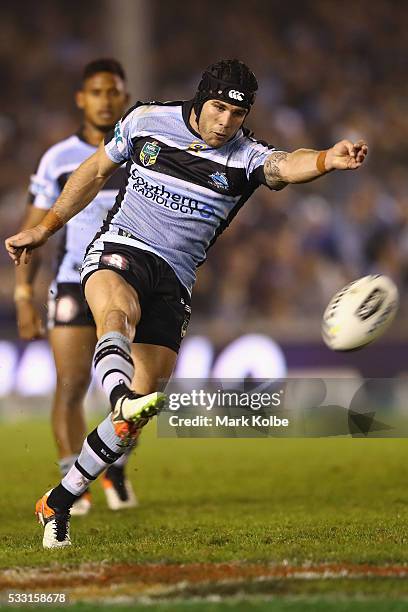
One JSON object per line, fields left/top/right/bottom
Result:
{"left": 322, "top": 275, "right": 399, "bottom": 351}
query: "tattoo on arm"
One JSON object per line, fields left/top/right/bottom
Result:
{"left": 264, "top": 151, "right": 289, "bottom": 189}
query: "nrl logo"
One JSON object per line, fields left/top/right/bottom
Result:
{"left": 140, "top": 140, "right": 161, "bottom": 167}
{"left": 209, "top": 171, "right": 229, "bottom": 190}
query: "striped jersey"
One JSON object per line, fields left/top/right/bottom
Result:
{"left": 29, "top": 133, "right": 126, "bottom": 283}
{"left": 99, "top": 100, "right": 281, "bottom": 291}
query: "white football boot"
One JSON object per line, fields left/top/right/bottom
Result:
{"left": 111, "top": 391, "right": 166, "bottom": 445}
{"left": 35, "top": 490, "right": 71, "bottom": 549}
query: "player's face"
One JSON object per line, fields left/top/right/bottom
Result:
{"left": 198, "top": 100, "right": 248, "bottom": 147}
{"left": 76, "top": 72, "right": 129, "bottom": 131}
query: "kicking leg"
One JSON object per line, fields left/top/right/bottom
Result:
{"left": 84, "top": 270, "right": 166, "bottom": 429}
{"left": 102, "top": 343, "right": 177, "bottom": 509}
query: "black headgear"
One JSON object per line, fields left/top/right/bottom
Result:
{"left": 193, "top": 60, "right": 258, "bottom": 121}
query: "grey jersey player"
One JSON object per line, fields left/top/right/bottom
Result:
{"left": 6, "top": 59, "right": 368, "bottom": 548}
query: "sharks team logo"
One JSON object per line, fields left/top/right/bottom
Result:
{"left": 209, "top": 171, "right": 229, "bottom": 190}
{"left": 140, "top": 140, "right": 161, "bottom": 167}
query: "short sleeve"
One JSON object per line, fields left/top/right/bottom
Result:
{"left": 244, "top": 138, "right": 285, "bottom": 189}
{"left": 104, "top": 103, "right": 142, "bottom": 164}
{"left": 29, "top": 152, "right": 60, "bottom": 210}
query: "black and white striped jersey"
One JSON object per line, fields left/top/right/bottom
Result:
{"left": 29, "top": 132, "right": 126, "bottom": 283}
{"left": 99, "top": 99, "right": 281, "bottom": 291}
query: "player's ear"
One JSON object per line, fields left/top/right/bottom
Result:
{"left": 75, "top": 90, "right": 85, "bottom": 110}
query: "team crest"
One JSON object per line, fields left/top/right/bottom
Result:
{"left": 209, "top": 171, "right": 229, "bottom": 190}
{"left": 140, "top": 141, "right": 161, "bottom": 167}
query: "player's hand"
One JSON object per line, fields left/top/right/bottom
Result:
{"left": 325, "top": 140, "right": 368, "bottom": 171}
{"left": 5, "top": 225, "right": 50, "bottom": 265}
{"left": 15, "top": 299, "right": 45, "bottom": 340}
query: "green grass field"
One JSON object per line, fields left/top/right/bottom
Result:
{"left": 1, "top": 416, "right": 408, "bottom": 610}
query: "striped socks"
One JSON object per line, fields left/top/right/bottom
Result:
{"left": 47, "top": 332, "right": 137, "bottom": 510}
{"left": 49, "top": 420, "right": 139, "bottom": 509}
{"left": 93, "top": 332, "right": 134, "bottom": 407}
{"left": 48, "top": 414, "right": 127, "bottom": 507}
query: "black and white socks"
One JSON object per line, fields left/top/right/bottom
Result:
{"left": 49, "top": 413, "right": 128, "bottom": 507}
{"left": 93, "top": 332, "right": 134, "bottom": 406}
{"left": 48, "top": 332, "right": 137, "bottom": 511}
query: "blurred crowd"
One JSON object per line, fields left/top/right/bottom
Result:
{"left": 1, "top": 0, "right": 408, "bottom": 336}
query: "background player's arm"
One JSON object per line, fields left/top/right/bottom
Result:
{"left": 264, "top": 139, "right": 368, "bottom": 189}
{"left": 5, "top": 142, "right": 120, "bottom": 264}
{"left": 14, "top": 205, "right": 48, "bottom": 339}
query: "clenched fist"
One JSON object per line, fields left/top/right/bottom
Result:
{"left": 325, "top": 140, "right": 368, "bottom": 171}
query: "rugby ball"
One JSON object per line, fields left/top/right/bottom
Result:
{"left": 322, "top": 275, "right": 399, "bottom": 351}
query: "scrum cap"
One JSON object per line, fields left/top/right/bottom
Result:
{"left": 193, "top": 59, "right": 258, "bottom": 120}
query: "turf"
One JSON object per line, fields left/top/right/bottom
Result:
{"left": 1, "top": 419, "right": 408, "bottom": 567}
{"left": 1, "top": 417, "right": 408, "bottom": 605}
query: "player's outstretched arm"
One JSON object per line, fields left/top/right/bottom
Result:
{"left": 264, "top": 140, "right": 368, "bottom": 189}
{"left": 5, "top": 142, "right": 120, "bottom": 265}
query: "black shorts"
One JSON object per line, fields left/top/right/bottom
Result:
{"left": 81, "top": 242, "right": 191, "bottom": 353}
{"left": 48, "top": 282, "right": 93, "bottom": 328}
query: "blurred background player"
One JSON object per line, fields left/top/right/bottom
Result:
{"left": 13, "top": 58, "right": 139, "bottom": 515}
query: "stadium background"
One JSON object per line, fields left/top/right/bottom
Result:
{"left": 0, "top": 0, "right": 407, "bottom": 397}
{"left": 1, "top": 3, "right": 408, "bottom": 610}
